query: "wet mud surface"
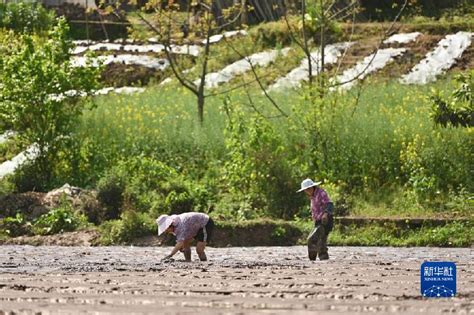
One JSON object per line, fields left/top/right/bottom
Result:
{"left": 0, "top": 246, "right": 472, "bottom": 314}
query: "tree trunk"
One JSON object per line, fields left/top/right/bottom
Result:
{"left": 196, "top": 15, "right": 212, "bottom": 125}
{"left": 197, "top": 93, "right": 205, "bottom": 124}
{"left": 301, "top": 0, "right": 312, "bottom": 86}
{"left": 241, "top": 0, "right": 248, "bottom": 25}
{"left": 319, "top": 0, "right": 326, "bottom": 97}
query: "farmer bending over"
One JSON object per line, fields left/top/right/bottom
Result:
{"left": 297, "top": 178, "right": 334, "bottom": 261}
{"left": 157, "top": 212, "right": 214, "bottom": 262}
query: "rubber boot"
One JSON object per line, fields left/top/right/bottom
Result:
{"left": 318, "top": 233, "right": 329, "bottom": 260}
{"left": 307, "top": 225, "right": 325, "bottom": 261}
{"left": 197, "top": 251, "right": 207, "bottom": 261}
{"left": 183, "top": 248, "right": 192, "bottom": 262}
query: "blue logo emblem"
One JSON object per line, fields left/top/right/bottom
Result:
{"left": 421, "top": 261, "right": 456, "bottom": 298}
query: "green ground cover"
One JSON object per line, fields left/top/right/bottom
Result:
{"left": 0, "top": 4, "right": 472, "bottom": 246}
{"left": 62, "top": 76, "right": 472, "bottom": 222}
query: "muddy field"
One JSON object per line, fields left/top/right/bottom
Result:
{"left": 0, "top": 246, "right": 472, "bottom": 314}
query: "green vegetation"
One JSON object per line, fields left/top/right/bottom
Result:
{"left": 431, "top": 70, "right": 473, "bottom": 128}
{"left": 56, "top": 78, "right": 471, "bottom": 221}
{"left": 0, "top": 18, "right": 101, "bottom": 191}
{"left": 0, "top": 213, "right": 30, "bottom": 237}
{"left": 0, "top": 1, "right": 55, "bottom": 34}
{"left": 99, "top": 211, "right": 156, "bottom": 245}
{"left": 32, "top": 203, "right": 89, "bottom": 235}
{"left": 0, "top": 200, "right": 89, "bottom": 237}
{"left": 330, "top": 221, "right": 473, "bottom": 247}
{"left": 0, "top": 2, "right": 472, "bottom": 246}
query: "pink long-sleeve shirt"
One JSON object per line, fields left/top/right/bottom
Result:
{"left": 172, "top": 212, "right": 209, "bottom": 242}
{"left": 310, "top": 188, "right": 331, "bottom": 222}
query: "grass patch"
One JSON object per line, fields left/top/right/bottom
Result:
{"left": 71, "top": 75, "right": 473, "bottom": 220}
{"left": 330, "top": 221, "right": 473, "bottom": 247}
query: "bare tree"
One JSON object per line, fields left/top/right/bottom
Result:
{"left": 137, "top": 0, "right": 242, "bottom": 124}
{"left": 280, "top": 0, "right": 408, "bottom": 98}
{"left": 135, "top": 0, "right": 408, "bottom": 122}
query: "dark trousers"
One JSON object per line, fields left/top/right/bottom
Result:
{"left": 310, "top": 215, "right": 333, "bottom": 257}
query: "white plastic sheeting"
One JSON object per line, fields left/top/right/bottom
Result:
{"left": 195, "top": 48, "right": 291, "bottom": 88}
{"left": 384, "top": 32, "right": 421, "bottom": 44}
{"left": 94, "top": 86, "right": 146, "bottom": 95}
{"left": 334, "top": 48, "right": 406, "bottom": 91}
{"left": 400, "top": 32, "right": 473, "bottom": 85}
{"left": 203, "top": 30, "right": 248, "bottom": 44}
{"left": 71, "top": 55, "right": 169, "bottom": 70}
{"left": 269, "top": 42, "right": 353, "bottom": 91}
{"left": 72, "top": 43, "right": 201, "bottom": 57}
{"left": 50, "top": 86, "right": 145, "bottom": 102}
{"left": 0, "top": 144, "right": 39, "bottom": 179}
{"left": 73, "top": 30, "right": 248, "bottom": 48}
{"left": 0, "top": 85, "right": 144, "bottom": 178}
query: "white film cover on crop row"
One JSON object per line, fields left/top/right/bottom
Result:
{"left": 268, "top": 42, "right": 353, "bottom": 91}
{"left": 400, "top": 32, "right": 473, "bottom": 85}
{"left": 0, "top": 145, "right": 39, "bottom": 179}
{"left": 71, "top": 55, "right": 169, "bottom": 70}
{"left": 195, "top": 48, "right": 291, "bottom": 88}
{"left": 383, "top": 32, "right": 422, "bottom": 44}
{"left": 334, "top": 48, "right": 407, "bottom": 91}
{"left": 72, "top": 43, "right": 201, "bottom": 57}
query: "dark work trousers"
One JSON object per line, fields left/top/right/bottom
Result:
{"left": 313, "top": 214, "right": 334, "bottom": 257}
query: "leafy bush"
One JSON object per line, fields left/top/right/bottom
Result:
{"left": 431, "top": 71, "right": 473, "bottom": 128}
{"left": 33, "top": 203, "right": 88, "bottom": 235}
{"left": 163, "top": 190, "right": 195, "bottom": 214}
{"left": 0, "top": 213, "right": 31, "bottom": 237}
{"left": 96, "top": 156, "right": 198, "bottom": 217}
{"left": 0, "top": 18, "right": 101, "bottom": 192}
{"left": 96, "top": 173, "right": 125, "bottom": 221}
{"left": 0, "top": 2, "right": 55, "bottom": 34}
{"left": 99, "top": 211, "right": 156, "bottom": 245}
{"left": 0, "top": 178, "right": 15, "bottom": 199}
{"left": 222, "top": 103, "right": 300, "bottom": 219}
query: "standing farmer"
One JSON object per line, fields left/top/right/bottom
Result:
{"left": 157, "top": 212, "right": 214, "bottom": 262}
{"left": 297, "top": 178, "right": 334, "bottom": 260}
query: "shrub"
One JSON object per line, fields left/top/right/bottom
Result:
{"left": 222, "top": 104, "right": 300, "bottom": 219}
{"left": 0, "top": 178, "right": 15, "bottom": 199}
{"left": 0, "top": 213, "right": 31, "bottom": 237}
{"left": 0, "top": 18, "right": 101, "bottom": 192}
{"left": 96, "top": 173, "right": 125, "bottom": 221}
{"left": 0, "top": 135, "right": 25, "bottom": 164}
{"left": 0, "top": 2, "right": 55, "bottom": 34}
{"left": 329, "top": 221, "right": 473, "bottom": 247}
{"left": 96, "top": 156, "right": 198, "bottom": 217}
{"left": 163, "top": 190, "right": 195, "bottom": 214}
{"left": 99, "top": 211, "right": 156, "bottom": 245}
{"left": 33, "top": 202, "right": 88, "bottom": 235}
{"left": 431, "top": 71, "right": 473, "bottom": 128}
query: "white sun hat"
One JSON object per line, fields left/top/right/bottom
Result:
{"left": 156, "top": 214, "right": 175, "bottom": 236}
{"left": 297, "top": 178, "right": 322, "bottom": 193}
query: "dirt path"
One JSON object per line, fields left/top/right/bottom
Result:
{"left": 0, "top": 246, "right": 472, "bottom": 314}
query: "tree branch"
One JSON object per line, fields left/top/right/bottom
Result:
{"left": 327, "top": 0, "right": 409, "bottom": 89}
{"left": 223, "top": 37, "right": 289, "bottom": 117}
